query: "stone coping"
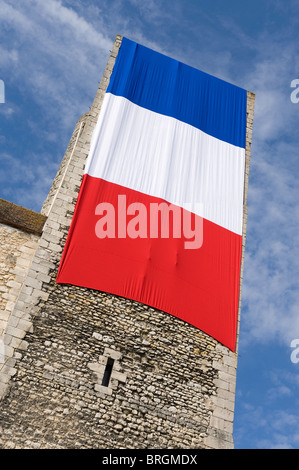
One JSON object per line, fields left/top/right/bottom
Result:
{"left": 0, "top": 199, "right": 47, "bottom": 235}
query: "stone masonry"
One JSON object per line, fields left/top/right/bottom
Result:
{"left": 0, "top": 200, "right": 47, "bottom": 340}
{"left": 0, "top": 35, "right": 255, "bottom": 449}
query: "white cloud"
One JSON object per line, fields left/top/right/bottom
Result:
{"left": 239, "top": 131, "right": 299, "bottom": 347}
{"left": 235, "top": 366, "right": 299, "bottom": 448}
{"left": 0, "top": 0, "right": 113, "bottom": 127}
{"left": 0, "top": 45, "right": 18, "bottom": 69}
{"left": 0, "top": 152, "right": 59, "bottom": 210}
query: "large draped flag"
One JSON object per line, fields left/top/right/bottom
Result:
{"left": 56, "top": 37, "right": 247, "bottom": 351}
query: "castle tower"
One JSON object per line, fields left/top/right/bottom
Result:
{"left": 0, "top": 35, "right": 254, "bottom": 449}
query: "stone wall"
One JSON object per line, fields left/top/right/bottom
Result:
{"left": 0, "top": 224, "right": 40, "bottom": 339}
{"left": 0, "top": 199, "right": 46, "bottom": 342}
{"left": 0, "top": 283, "right": 236, "bottom": 449}
{"left": 0, "top": 35, "right": 255, "bottom": 449}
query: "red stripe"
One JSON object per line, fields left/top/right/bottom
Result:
{"left": 57, "top": 175, "right": 242, "bottom": 351}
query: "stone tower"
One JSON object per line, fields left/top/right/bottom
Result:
{"left": 0, "top": 35, "right": 255, "bottom": 449}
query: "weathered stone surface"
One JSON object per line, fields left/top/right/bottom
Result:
{"left": 0, "top": 199, "right": 46, "bottom": 235}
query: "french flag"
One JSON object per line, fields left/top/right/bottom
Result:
{"left": 57, "top": 37, "right": 247, "bottom": 351}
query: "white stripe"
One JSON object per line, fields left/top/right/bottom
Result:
{"left": 85, "top": 93, "right": 245, "bottom": 235}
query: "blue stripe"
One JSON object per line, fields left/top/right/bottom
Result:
{"left": 107, "top": 37, "right": 247, "bottom": 149}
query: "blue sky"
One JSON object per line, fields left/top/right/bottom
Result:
{"left": 0, "top": 0, "right": 298, "bottom": 449}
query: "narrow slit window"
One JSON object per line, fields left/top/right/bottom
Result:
{"left": 101, "top": 358, "right": 114, "bottom": 387}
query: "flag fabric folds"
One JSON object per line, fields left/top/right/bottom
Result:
{"left": 56, "top": 37, "right": 247, "bottom": 351}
